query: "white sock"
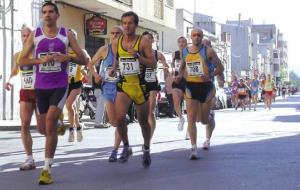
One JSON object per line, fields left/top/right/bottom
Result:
{"left": 192, "top": 144, "right": 197, "bottom": 149}
{"left": 44, "top": 158, "right": 53, "bottom": 172}
{"left": 27, "top": 155, "right": 33, "bottom": 162}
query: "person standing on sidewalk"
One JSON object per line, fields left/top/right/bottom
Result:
{"left": 4, "top": 25, "right": 42, "bottom": 171}
{"left": 178, "top": 28, "right": 224, "bottom": 159}
{"left": 110, "top": 11, "right": 155, "bottom": 167}
{"left": 18, "top": 2, "right": 87, "bottom": 185}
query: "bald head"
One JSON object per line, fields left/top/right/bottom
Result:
{"left": 190, "top": 28, "right": 203, "bottom": 46}
{"left": 110, "top": 25, "right": 123, "bottom": 42}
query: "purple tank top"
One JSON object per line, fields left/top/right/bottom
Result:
{"left": 34, "top": 27, "right": 69, "bottom": 89}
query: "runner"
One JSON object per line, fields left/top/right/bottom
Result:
{"left": 142, "top": 31, "right": 169, "bottom": 139}
{"left": 18, "top": 2, "right": 87, "bottom": 185}
{"left": 66, "top": 29, "right": 89, "bottom": 142}
{"left": 4, "top": 25, "right": 41, "bottom": 170}
{"left": 178, "top": 28, "right": 224, "bottom": 159}
{"left": 110, "top": 11, "right": 155, "bottom": 167}
{"left": 237, "top": 78, "right": 248, "bottom": 111}
{"left": 171, "top": 36, "right": 187, "bottom": 131}
{"left": 282, "top": 84, "right": 287, "bottom": 99}
{"left": 231, "top": 75, "right": 239, "bottom": 110}
{"left": 262, "top": 74, "right": 275, "bottom": 110}
{"left": 88, "top": 26, "right": 123, "bottom": 162}
{"left": 250, "top": 74, "right": 260, "bottom": 111}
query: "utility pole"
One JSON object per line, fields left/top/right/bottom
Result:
{"left": 10, "top": 0, "right": 14, "bottom": 120}
{"left": 1, "top": 0, "right": 7, "bottom": 120}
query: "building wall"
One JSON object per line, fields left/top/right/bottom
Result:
{"left": 222, "top": 24, "right": 251, "bottom": 76}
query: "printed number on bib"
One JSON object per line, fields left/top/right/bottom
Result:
{"left": 39, "top": 52, "right": 62, "bottom": 73}
{"left": 186, "top": 61, "right": 204, "bottom": 76}
{"left": 21, "top": 71, "right": 35, "bottom": 89}
{"left": 119, "top": 57, "right": 140, "bottom": 75}
{"left": 104, "top": 67, "right": 118, "bottom": 82}
{"left": 145, "top": 68, "right": 156, "bottom": 82}
{"left": 175, "top": 60, "right": 181, "bottom": 72}
{"left": 68, "top": 62, "right": 77, "bottom": 77}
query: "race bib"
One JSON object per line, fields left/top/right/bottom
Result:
{"left": 144, "top": 68, "right": 157, "bottom": 82}
{"left": 238, "top": 88, "right": 246, "bottom": 94}
{"left": 38, "top": 52, "right": 62, "bottom": 73}
{"left": 186, "top": 61, "right": 204, "bottom": 76}
{"left": 21, "top": 70, "right": 35, "bottom": 89}
{"left": 174, "top": 60, "right": 181, "bottom": 72}
{"left": 68, "top": 62, "right": 77, "bottom": 77}
{"left": 119, "top": 57, "right": 140, "bottom": 76}
{"left": 104, "top": 67, "right": 118, "bottom": 82}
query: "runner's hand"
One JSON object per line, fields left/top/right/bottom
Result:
{"left": 53, "top": 53, "right": 69, "bottom": 63}
{"left": 4, "top": 82, "right": 12, "bottom": 91}
{"left": 40, "top": 54, "right": 54, "bottom": 64}
{"left": 94, "top": 74, "right": 102, "bottom": 84}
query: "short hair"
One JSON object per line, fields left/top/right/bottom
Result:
{"left": 177, "top": 36, "right": 187, "bottom": 43}
{"left": 142, "top": 31, "right": 153, "bottom": 39}
{"left": 42, "top": 1, "right": 59, "bottom": 14}
{"left": 121, "top": 11, "right": 139, "bottom": 26}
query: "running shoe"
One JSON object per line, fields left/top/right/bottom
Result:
{"left": 118, "top": 146, "right": 132, "bottom": 163}
{"left": 57, "top": 120, "right": 66, "bottom": 136}
{"left": 38, "top": 169, "right": 53, "bottom": 185}
{"left": 142, "top": 146, "right": 151, "bottom": 168}
{"left": 19, "top": 159, "right": 36, "bottom": 171}
{"left": 108, "top": 149, "right": 118, "bottom": 162}
{"left": 189, "top": 147, "right": 199, "bottom": 160}
{"left": 202, "top": 140, "right": 210, "bottom": 150}
{"left": 68, "top": 129, "right": 74, "bottom": 142}
{"left": 76, "top": 125, "right": 83, "bottom": 142}
{"left": 177, "top": 116, "right": 185, "bottom": 131}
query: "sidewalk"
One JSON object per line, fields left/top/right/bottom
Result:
{"left": 0, "top": 119, "right": 36, "bottom": 131}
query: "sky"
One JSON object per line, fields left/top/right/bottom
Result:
{"left": 175, "top": 0, "right": 300, "bottom": 75}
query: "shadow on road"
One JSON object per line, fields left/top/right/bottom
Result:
{"left": 0, "top": 134, "right": 299, "bottom": 190}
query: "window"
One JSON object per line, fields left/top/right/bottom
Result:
{"left": 115, "top": 0, "right": 132, "bottom": 6}
{"left": 31, "top": 0, "right": 43, "bottom": 27}
{"left": 154, "top": 0, "right": 163, "bottom": 19}
{"left": 165, "top": 0, "right": 174, "bottom": 8}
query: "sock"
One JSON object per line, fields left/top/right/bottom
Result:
{"left": 192, "top": 144, "right": 197, "bottom": 149}
{"left": 69, "top": 127, "right": 74, "bottom": 131}
{"left": 27, "top": 155, "right": 33, "bottom": 162}
{"left": 76, "top": 126, "right": 82, "bottom": 131}
{"left": 143, "top": 145, "right": 150, "bottom": 150}
{"left": 124, "top": 142, "right": 129, "bottom": 147}
{"left": 44, "top": 158, "right": 53, "bottom": 172}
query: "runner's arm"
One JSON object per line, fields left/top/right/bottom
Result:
{"left": 88, "top": 46, "right": 106, "bottom": 78}
{"left": 18, "top": 32, "right": 50, "bottom": 65}
{"left": 138, "top": 36, "right": 155, "bottom": 68}
{"left": 68, "top": 31, "right": 88, "bottom": 65}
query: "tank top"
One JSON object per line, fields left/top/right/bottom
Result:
{"left": 68, "top": 48, "right": 83, "bottom": 83}
{"left": 182, "top": 46, "right": 214, "bottom": 83}
{"left": 117, "top": 34, "right": 145, "bottom": 83}
{"left": 264, "top": 80, "right": 273, "bottom": 91}
{"left": 144, "top": 50, "right": 158, "bottom": 83}
{"left": 34, "top": 27, "right": 69, "bottom": 89}
{"left": 99, "top": 44, "right": 117, "bottom": 83}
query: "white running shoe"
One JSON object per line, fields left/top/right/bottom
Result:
{"left": 189, "top": 147, "right": 199, "bottom": 160}
{"left": 68, "top": 129, "right": 74, "bottom": 142}
{"left": 202, "top": 140, "right": 210, "bottom": 150}
{"left": 177, "top": 116, "right": 185, "bottom": 131}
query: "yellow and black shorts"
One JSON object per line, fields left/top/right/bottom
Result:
{"left": 117, "top": 81, "right": 149, "bottom": 105}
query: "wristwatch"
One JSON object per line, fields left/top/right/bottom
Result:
{"left": 134, "top": 52, "right": 141, "bottom": 59}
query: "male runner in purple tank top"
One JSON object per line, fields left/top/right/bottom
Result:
{"left": 19, "top": 2, "right": 87, "bottom": 185}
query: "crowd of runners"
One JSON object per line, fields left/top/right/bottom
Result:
{"left": 4, "top": 1, "right": 295, "bottom": 185}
